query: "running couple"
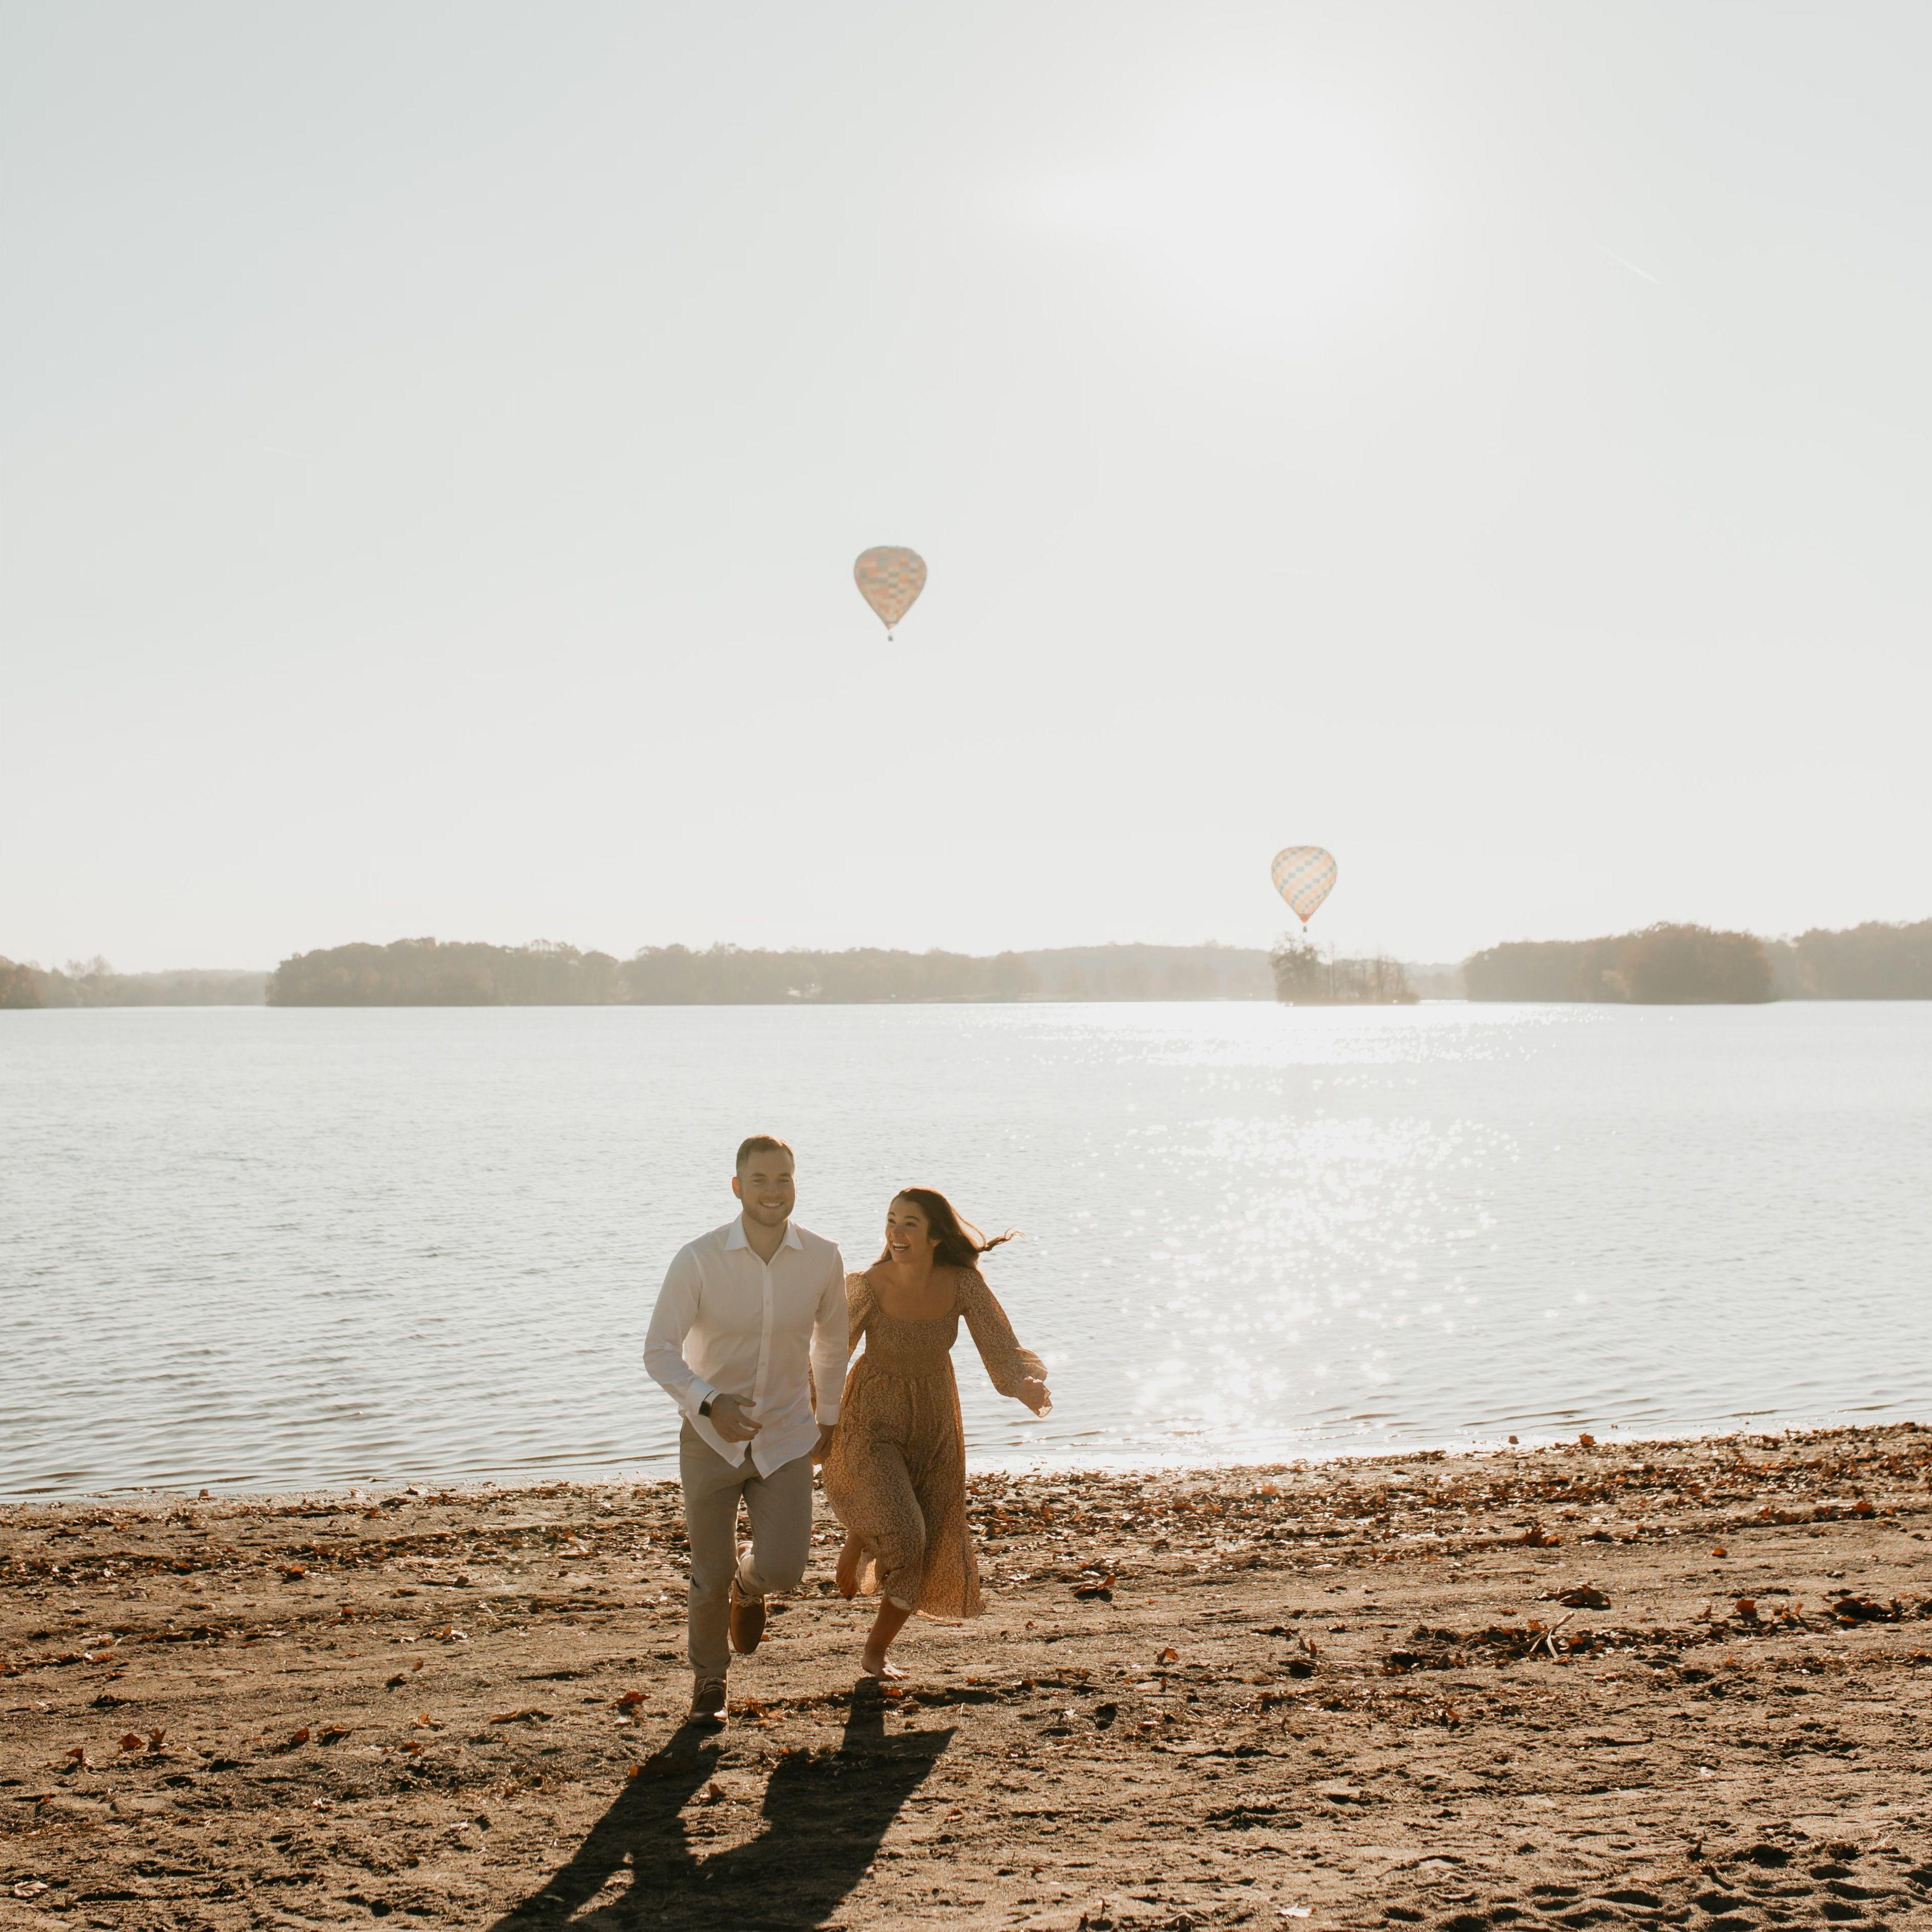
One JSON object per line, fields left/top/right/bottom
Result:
{"left": 644, "top": 1135, "right": 1052, "bottom": 1725}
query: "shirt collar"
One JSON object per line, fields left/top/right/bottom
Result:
{"left": 725, "top": 1218, "right": 802, "bottom": 1253}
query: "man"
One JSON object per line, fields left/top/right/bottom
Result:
{"left": 645, "top": 1135, "right": 848, "bottom": 1724}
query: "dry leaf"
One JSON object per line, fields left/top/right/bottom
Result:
{"left": 615, "top": 1690, "right": 646, "bottom": 1709}
{"left": 288, "top": 1726, "right": 311, "bottom": 1747}
{"left": 118, "top": 1732, "right": 146, "bottom": 1753}
{"left": 1156, "top": 1647, "right": 1179, "bottom": 1664}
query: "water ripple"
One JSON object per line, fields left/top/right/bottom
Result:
{"left": 1, "top": 1002, "right": 1928, "bottom": 1496}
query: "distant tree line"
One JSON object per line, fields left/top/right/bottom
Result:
{"left": 1464, "top": 925, "right": 1773, "bottom": 1003}
{"left": 1461, "top": 917, "right": 1932, "bottom": 1003}
{"left": 1765, "top": 919, "right": 1932, "bottom": 999}
{"left": 12, "top": 920, "right": 1932, "bottom": 1011}
{"left": 0, "top": 958, "right": 266, "bottom": 1009}
{"left": 1024, "top": 944, "right": 1270, "bottom": 1001}
{"left": 261, "top": 938, "right": 1281, "bottom": 1006}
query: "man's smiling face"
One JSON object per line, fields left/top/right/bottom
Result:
{"left": 733, "top": 1151, "right": 796, "bottom": 1229}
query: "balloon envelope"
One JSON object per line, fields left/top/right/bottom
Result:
{"left": 853, "top": 546, "right": 927, "bottom": 633}
{"left": 1271, "top": 846, "right": 1337, "bottom": 925}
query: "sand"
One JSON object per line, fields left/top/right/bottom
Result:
{"left": 3, "top": 1424, "right": 1930, "bottom": 1930}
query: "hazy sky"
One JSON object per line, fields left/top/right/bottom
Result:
{"left": 5, "top": 2, "right": 1929, "bottom": 970}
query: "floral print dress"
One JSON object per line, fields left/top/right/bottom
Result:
{"left": 820, "top": 1267, "right": 1046, "bottom": 1619}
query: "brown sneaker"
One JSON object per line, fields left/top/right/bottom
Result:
{"left": 729, "top": 1577, "right": 767, "bottom": 1655}
{"left": 688, "top": 1677, "right": 727, "bottom": 1725}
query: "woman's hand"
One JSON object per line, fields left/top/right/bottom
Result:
{"left": 1015, "top": 1377, "right": 1052, "bottom": 1417}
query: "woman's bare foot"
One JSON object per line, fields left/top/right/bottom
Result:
{"left": 835, "top": 1533, "right": 864, "bottom": 1600}
{"left": 861, "top": 1648, "right": 908, "bottom": 1680}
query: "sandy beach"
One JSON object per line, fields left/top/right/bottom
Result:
{"left": 3, "top": 1425, "right": 1929, "bottom": 1930}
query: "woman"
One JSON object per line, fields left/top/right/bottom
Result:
{"left": 819, "top": 1187, "right": 1051, "bottom": 1679}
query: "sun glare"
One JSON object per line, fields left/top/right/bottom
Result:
{"left": 1041, "top": 79, "right": 1418, "bottom": 351}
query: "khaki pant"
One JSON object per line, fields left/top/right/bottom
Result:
{"left": 679, "top": 1424, "right": 815, "bottom": 1680}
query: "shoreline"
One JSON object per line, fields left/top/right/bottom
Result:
{"left": 9, "top": 1412, "right": 1923, "bottom": 1511}
{"left": 4, "top": 1423, "right": 1929, "bottom": 1928}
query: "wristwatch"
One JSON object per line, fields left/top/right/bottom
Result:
{"left": 698, "top": 1394, "right": 715, "bottom": 1418}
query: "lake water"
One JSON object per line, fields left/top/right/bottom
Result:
{"left": 2, "top": 1002, "right": 1927, "bottom": 1499}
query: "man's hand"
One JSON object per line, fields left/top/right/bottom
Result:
{"left": 810, "top": 1423, "right": 837, "bottom": 1466}
{"left": 706, "top": 1393, "right": 760, "bottom": 1443}
{"left": 1015, "top": 1377, "right": 1052, "bottom": 1417}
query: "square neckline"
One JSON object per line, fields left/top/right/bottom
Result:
{"left": 863, "top": 1265, "right": 962, "bottom": 1324}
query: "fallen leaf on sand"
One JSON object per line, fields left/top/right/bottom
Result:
{"left": 282, "top": 1566, "right": 307, "bottom": 1579}
{"left": 63, "top": 1746, "right": 86, "bottom": 1765}
{"left": 119, "top": 1733, "right": 146, "bottom": 1753}
{"left": 318, "top": 1726, "right": 350, "bottom": 1745}
{"left": 1157, "top": 1647, "right": 1179, "bottom": 1664}
{"left": 491, "top": 1709, "right": 550, "bottom": 1724}
{"left": 385, "top": 1674, "right": 408, "bottom": 1689}
{"left": 1712, "top": 1546, "right": 1728, "bottom": 1558}
{"left": 288, "top": 1727, "right": 311, "bottom": 1747}
{"left": 615, "top": 1690, "right": 646, "bottom": 1709}
{"left": 1551, "top": 1587, "right": 1610, "bottom": 1609}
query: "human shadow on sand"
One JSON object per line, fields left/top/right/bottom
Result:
{"left": 490, "top": 1681, "right": 955, "bottom": 1929}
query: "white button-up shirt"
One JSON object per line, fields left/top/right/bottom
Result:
{"left": 645, "top": 1217, "right": 848, "bottom": 1477}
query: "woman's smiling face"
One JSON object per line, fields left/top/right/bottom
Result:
{"left": 884, "top": 1194, "right": 938, "bottom": 1266}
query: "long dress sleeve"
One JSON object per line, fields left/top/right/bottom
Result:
{"left": 958, "top": 1268, "right": 1047, "bottom": 1399}
{"left": 845, "top": 1270, "right": 877, "bottom": 1355}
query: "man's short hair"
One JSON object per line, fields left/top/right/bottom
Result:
{"left": 736, "top": 1134, "right": 795, "bottom": 1173}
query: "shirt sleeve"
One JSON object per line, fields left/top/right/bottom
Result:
{"left": 645, "top": 1244, "right": 717, "bottom": 1420}
{"left": 810, "top": 1245, "right": 851, "bottom": 1426}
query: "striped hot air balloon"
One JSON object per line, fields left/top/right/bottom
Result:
{"left": 1271, "top": 846, "right": 1337, "bottom": 926}
{"left": 853, "top": 546, "right": 927, "bottom": 637}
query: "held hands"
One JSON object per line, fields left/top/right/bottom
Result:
{"left": 811, "top": 1423, "right": 837, "bottom": 1466}
{"left": 706, "top": 1392, "right": 760, "bottom": 1443}
{"left": 1015, "top": 1377, "right": 1052, "bottom": 1417}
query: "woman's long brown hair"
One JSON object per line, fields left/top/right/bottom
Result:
{"left": 877, "top": 1187, "right": 1020, "bottom": 1272}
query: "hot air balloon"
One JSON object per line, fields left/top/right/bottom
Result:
{"left": 1271, "top": 846, "right": 1337, "bottom": 926}
{"left": 853, "top": 546, "right": 927, "bottom": 637}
